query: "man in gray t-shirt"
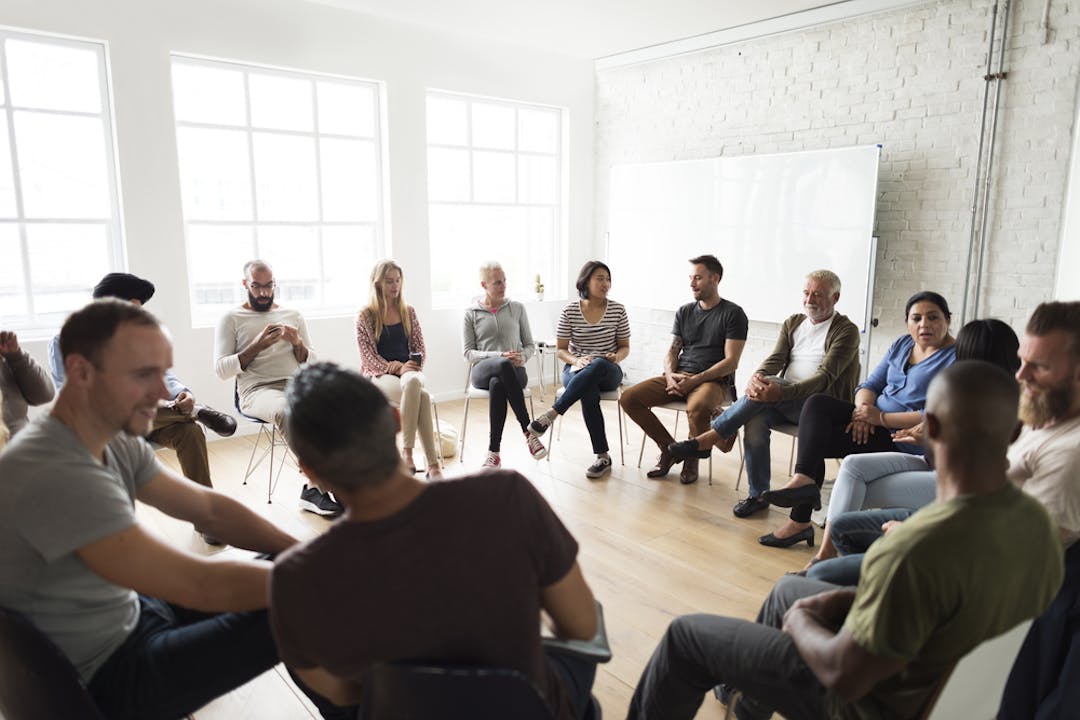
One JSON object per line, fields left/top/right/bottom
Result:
{"left": 620, "top": 255, "right": 748, "bottom": 484}
{"left": 0, "top": 299, "right": 307, "bottom": 720}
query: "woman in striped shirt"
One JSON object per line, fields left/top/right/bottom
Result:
{"left": 528, "top": 260, "right": 630, "bottom": 478}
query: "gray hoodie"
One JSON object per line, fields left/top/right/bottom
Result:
{"left": 462, "top": 298, "right": 536, "bottom": 364}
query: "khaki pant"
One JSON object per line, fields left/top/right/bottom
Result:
{"left": 370, "top": 372, "right": 438, "bottom": 464}
{"left": 619, "top": 376, "right": 730, "bottom": 453}
{"left": 150, "top": 405, "right": 212, "bottom": 488}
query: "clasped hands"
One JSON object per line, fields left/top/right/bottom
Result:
{"left": 664, "top": 370, "right": 701, "bottom": 396}
{"left": 783, "top": 588, "right": 856, "bottom": 635}
{"left": 573, "top": 353, "right": 617, "bottom": 371}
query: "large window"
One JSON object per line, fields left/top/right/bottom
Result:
{"left": 0, "top": 31, "right": 123, "bottom": 332}
{"left": 171, "top": 56, "right": 386, "bottom": 325}
{"left": 426, "top": 91, "right": 565, "bottom": 307}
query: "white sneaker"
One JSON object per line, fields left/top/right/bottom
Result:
{"left": 482, "top": 451, "right": 501, "bottom": 468}
{"left": 585, "top": 455, "right": 612, "bottom": 479}
{"left": 528, "top": 413, "right": 553, "bottom": 438}
{"left": 525, "top": 433, "right": 548, "bottom": 460}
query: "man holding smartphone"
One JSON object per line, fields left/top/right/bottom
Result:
{"left": 214, "top": 259, "right": 342, "bottom": 517}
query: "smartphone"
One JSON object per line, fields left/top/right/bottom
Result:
{"left": 409, "top": 351, "right": 423, "bottom": 364}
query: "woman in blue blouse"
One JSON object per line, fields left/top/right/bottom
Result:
{"left": 759, "top": 291, "right": 956, "bottom": 549}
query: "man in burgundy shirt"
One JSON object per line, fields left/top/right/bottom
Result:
{"left": 269, "top": 362, "right": 599, "bottom": 718}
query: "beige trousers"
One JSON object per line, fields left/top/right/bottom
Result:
{"left": 370, "top": 372, "right": 438, "bottom": 463}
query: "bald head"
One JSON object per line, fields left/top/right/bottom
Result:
{"left": 926, "top": 360, "right": 1019, "bottom": 461}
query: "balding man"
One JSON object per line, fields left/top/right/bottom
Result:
{"left": 628, "top": 361, "right": 1063, "bottom": 720}
{"left": 214, "top": 260, "right": 341, "bottom": 517}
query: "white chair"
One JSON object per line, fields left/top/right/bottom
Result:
{"left": 735, "top": 422, "right": 799, "bottom": 492}
{"left": 234, "top": 384, "right": 293, "bottom": 504}
{"left": 924, "top": 619, "right": 1033, "bottom": 720}
{"left": 550, "top": 385, "right": 627, "bottom": 465}
{"left": 460, "top": 362, "right": 535, "bottom": 459}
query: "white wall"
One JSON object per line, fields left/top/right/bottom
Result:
{"left": 1, "top": 0, "right": 596, "bottom": 414}
{"left": 596, "top": 0, "right": 1080, "bottom": 381}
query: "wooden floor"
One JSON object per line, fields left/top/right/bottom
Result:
{"left": 143, "top": 390, "right": 816, "bottom": 719}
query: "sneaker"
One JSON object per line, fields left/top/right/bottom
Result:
{"left": 528, "top": 413, "right": 553, "bottom": 438}
{"left": 482, "top": 451, "right": 501, "bottom": 468}
{"left": 299, "top": 484, "right": 344, "bottom": 517}
{"left": 525, "top": 433, "right": 548, "bottom": 460}
{"left": 585, "top": 455, "right": 612, "bottom": 479}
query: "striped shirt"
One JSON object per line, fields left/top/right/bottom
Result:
{"left": 557, "top": 300, "right": 631, "bottom": 358}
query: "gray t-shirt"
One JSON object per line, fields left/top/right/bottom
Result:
{"left": 0, "top": 415, "right": 159, "bottom": 682}
{"left": 672, "top": 299, "right": 749, "bottom": 375}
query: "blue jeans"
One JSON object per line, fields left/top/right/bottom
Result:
{"left": 87, "top": 596, "right": 351, "bottom": 720}
{"left": 555, "top": 359, "right": 623, "bottom": 454}
{"left": 806, "top": 508, "right": 912, "bottom": 586}
{"left": 710, "top": 395, "right": 804, "bottom": 499}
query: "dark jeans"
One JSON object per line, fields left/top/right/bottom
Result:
{"left": 1001, "top": 542, "right": 1080, "bottom": 720}
{"left": 470, "top": 357, "right": 529, "bottom": 452}
{"left": 791, "top": 394, "right": 913, "bottom": 523}
{"left": 627, "top": 576, "right": 837, "bottom": 720}
{"left": 546, "top": 646, "right": 599, "bottom": 719}
{"left": 87, "top": 596, "right": 351, "bottom": 720}
{"left": 806, "top": 508, "right": 912, "bottom": 586}
{"left": 554, "top": 359, "right": 623, "bottom": 454}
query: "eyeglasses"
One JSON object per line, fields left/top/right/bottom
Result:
{"left": 249, "top": 282, "right": 276, "bottom": 294}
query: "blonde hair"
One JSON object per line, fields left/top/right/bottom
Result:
{"left": 363, "top": 259, "right": 410, "bottom": 340}
{"left": 479, "top": 261, "right": 503, "bottom": 284}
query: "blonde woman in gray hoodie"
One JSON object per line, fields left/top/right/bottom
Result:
{"left": 463, "top": 262, "right": 547, "bottom": 467}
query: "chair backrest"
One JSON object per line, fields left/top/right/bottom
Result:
{"left": 0, "top": 607, "right": 106, "bottom": 720}
{"left": 923, "top": 619, "right": 1033, "bottom": 720}
{"left": 358, "top": 662, "right": 554, "bottom": 720}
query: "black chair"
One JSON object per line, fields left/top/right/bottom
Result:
{"left": 358, "top": 662, "right": 602, "bottom": 720}
{"left": 0, "top": 606, "right": 106, "bottom": 720}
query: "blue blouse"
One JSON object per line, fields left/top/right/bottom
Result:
{"left": 857, "top": 334, "right": 956, "bottom": 414}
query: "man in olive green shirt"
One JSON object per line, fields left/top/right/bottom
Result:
{"left": 627, "top": 360, "right": 1063, "bottom": 720}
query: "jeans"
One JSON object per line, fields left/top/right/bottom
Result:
{"left": 627, "top": 576, "right": 838, "bottom": 720}
{"left": 87, "top": 596, "right": 352, "bottom": 720}
{"left": 711, "top": 395, "right": 804, "bottom": 499}
{"left": 825, "top": 453, "right": 935, "bottom": 521}
{"left": 545, "top": 646, "right": 599, "bottom": 719}
{"left": 806, "top": 508, "right": 912, "bottom": 586}
{"left": 470, "top": 358, "right": 529, "bottom": 452}
{"left": 554, "top": 359, "right": 623, "bottom": 454}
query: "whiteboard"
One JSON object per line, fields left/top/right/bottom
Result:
{"left": 608, "top": 145, "right": 880, "bottom": 329}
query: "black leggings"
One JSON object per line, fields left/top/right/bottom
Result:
{"left": 791, "top": 393, "right": 906, "bottom": 523}
{"left": 470, "top": 357, "right": 529, "bottom": 452}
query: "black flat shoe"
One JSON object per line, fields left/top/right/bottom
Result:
{"left": 667, "top": 439, "right": 710, "bottom": 460}
{"left": 759, "top": 526, "right": 814, "bottom": 548}
{"left": 762, "top": 484, "right": 821, "bottom": 510}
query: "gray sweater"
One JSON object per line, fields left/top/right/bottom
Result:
{"left": 462, "top": 299, "right": 536, "bottom": 364}
{"left": 1, "top": 350, "right": 55, "bottom": 436}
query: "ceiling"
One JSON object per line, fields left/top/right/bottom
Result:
{"left": 305, "top": 0, "right": 840, "bottom": 59}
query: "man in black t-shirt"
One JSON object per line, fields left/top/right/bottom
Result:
{"left": 269, "top": 363, "right": 600, "bottom": 719}
{"left": 620, "top": 255, "right": 748, "bottom": 484}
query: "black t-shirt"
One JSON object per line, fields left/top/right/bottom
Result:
{"left": 270, "top": 471, "right": 579, "bottom": 719}
{"left": 672, "top": 299, "right": 748, "bottom": 374}
{"left": 376, "top": 323, "right": 410, "bottom": 363}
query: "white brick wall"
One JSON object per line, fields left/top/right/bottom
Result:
{"left": 596, "top": 0, "right": 1080, "bottom": 383}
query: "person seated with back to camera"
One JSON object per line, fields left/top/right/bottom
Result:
{"left": 527, "top": 260, "right": 630, "bottom": 480}
{"left": 758, "top": 291, "right": 957, "bottom": 550}
{"left": 463, "top": 260, "right": 549, "bottom": 467}
{"left": 356, "top": 259, "right": 442, "bottom": 480}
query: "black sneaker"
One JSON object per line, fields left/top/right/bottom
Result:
{"left": 585, "top": 455, "right": 612, "bottom": 479}
{"left": 733, "top": 496, "right": 770, "bottom": 518}
{"left": 528, "top": 414, "right": 554, "bottom": 438}
{"left": 299, "top": 485, "right": 344, "bottom": 517}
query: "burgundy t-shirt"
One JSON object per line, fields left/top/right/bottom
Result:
{"left": 270, "top": 470, "right": 579, "bottom": 718}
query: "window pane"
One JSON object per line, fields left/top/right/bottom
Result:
{"left": 0, "top": 224, "right": 27, "bottom": 319}
{"left": 321, "top": 138, "right": 377, "bottom": 222}
{"left": 518, "top": 155, "right": 556, "bottom": 205}
{"left": 427, "top": 147, "right": 470, "bottom": 202}
{"left": 317, "top": 82, "right": 374, "bottom": 137}
{"left": 250, "top": 73, "right": 313, "bottom": 132}
{"left": 186, "top": 225, "right": 254, "bottom": 310}
{"left": 0, "top": 115, "right": 16, "bottom": 218}
{"left": 430, "top": 205, "right": 527, "bottom": 302}
{"left": 473, "top": 151, "right": 515, "bottom": 204}
{"left": 176, "top": 127, "right": 253, "bottom": 221}
{"left": 472, "top": 103, "right": 515, "bottom": 150}
{"left": 6, "top": 39, "right": 101, "bottom": 113}
{"left": 426, "top": 96, "right": 467, "bottom": 146}
{"left": 171, "top": 63, "right": 247, "bottom": 126}
{"left": 519, "top": 108, "right": 558, "bottom": 153}
{"left": 15, "top": 111, "right": 110, "bottom": 219}
{"left": 323, "top": 225, "right": 374, "bottom": 307}
{"left": 258, "top": 226, "right": 320, "bottom": 306}
{"left": 26, "top": 224, "right": 109, "bottom": 314}
{"left": 252, "top": 133, "right": 318, "bottom": 221}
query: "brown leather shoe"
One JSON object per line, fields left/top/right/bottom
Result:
{"left": 679, "top": 458, "right": 700, "bottom": 484}
{"left": 716, "top": 434, "right": 737, "bottom": 453}
{"left": 646, "top": 451, "right": 682, "bottom": 478}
